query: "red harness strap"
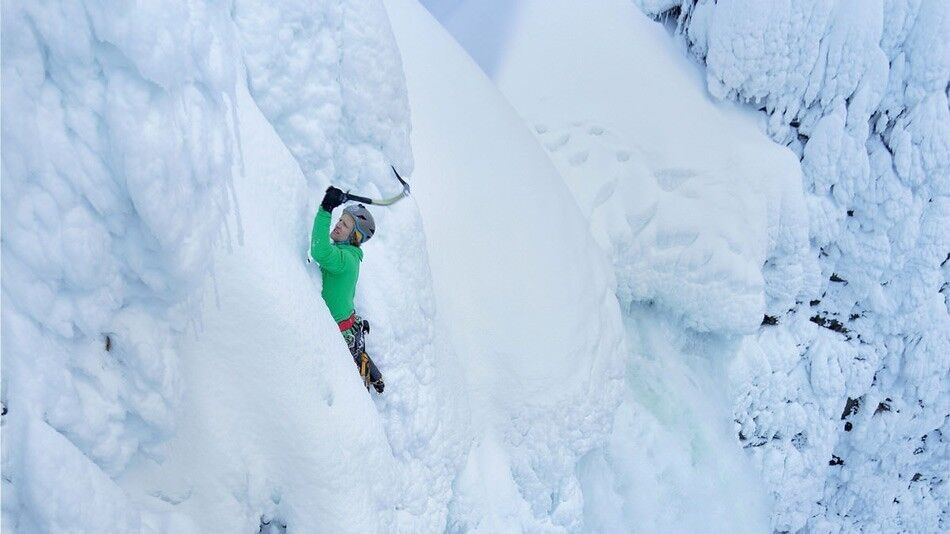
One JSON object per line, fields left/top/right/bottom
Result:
{"left": 337, "top": 313, "right": 357, "bottom": 332}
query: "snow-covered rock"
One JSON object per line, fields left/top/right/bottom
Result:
{"left": 2, "top": 0, "right": 237, "bottom": 529}
{"left": 2, "top": 0, "right": 451, "bottom": 530}
{"left": 422, "top": 0, "right": 819, "bottom": 530}
{"left": 422, "top": 0, "right": 947, "bottom": 531}
{"left": 387, "top": 0, "right": 626, "bottom": 529}
{"left": 3, "top": 0, "right": 629, "bottom": 530}
{"left": 634, "top": 0, "right": 950, "bottom": 530}
{"left": 4, "top": 0, "right": 944, "bottom": 531}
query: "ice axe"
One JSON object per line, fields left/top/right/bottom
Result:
{"left": 342, "top": 166, "right": 410, "bottom": 206}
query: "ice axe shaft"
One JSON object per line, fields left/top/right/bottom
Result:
{"left": 343, "top": 166, "right": 410, "bottom": 206}
{"left": 343, "top": 192, "right": 374, "bottom": 204}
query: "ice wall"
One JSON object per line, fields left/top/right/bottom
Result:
{"left": 120, "top": 0, "right": 627, "bottom": 530}
{"left": 386, "top": 0, "right": 626, "bottom": 530}
{"left": 635, "top": 0, "right": 949, "bottom": 531}
{"left": 233, "top": 0, "right": 413, "bottom": 189}
{"left": 232, "top": 1, "right": 465, "bottom": 529}
{"left": 421, "top": 0, "right": 817, "bottom": 530}
{"left": 1, "top": 0, "right": 436, "bottom": 530}
{"left": 1, "top": 1, "right": 238, "bottom": 530}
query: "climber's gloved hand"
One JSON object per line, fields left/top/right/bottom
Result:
{"left": 321, "top": 186, "right": 346, "bottom": 211}
{"left": 372, "top": 379, "right": 385, "bottom": 394}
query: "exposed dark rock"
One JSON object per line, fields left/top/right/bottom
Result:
{"left": 811, "top": 314, "right": 850, "bottom": 335}
{"left": 792, "top": 431, "right": 808, "bottom": 450}
{"left": 259, "top": 516, "right": 287, "bottom": 534}
{"left": 841, "top": 397, "right": 861, "bottom": 419}
{"left": 875, "top": 399, "right": 892, "bottom": 415}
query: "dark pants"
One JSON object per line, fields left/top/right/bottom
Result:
{"left": 341, "top": 315, "right": 383, "bottom": 390}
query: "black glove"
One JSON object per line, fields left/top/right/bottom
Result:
{"left": 321, "top": 186, "right": 346, "bottom": 211}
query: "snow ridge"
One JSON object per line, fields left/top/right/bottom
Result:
{"left": 637, "top": 0, "right": 950, "bottom": 530}
{"left": 234, "top": 1, "right": 463, "bottom": 529}
{"left": 386, "top": 1, "right": 628, "bottom": 530}
{"left": 1, "top": 1, "right": 239, "bottom": 530}
{"left": 420, "top": 0, "right": 812, "bottom": 529}
{"left": 2, "top": 0, "right": 451, "bottom": 530}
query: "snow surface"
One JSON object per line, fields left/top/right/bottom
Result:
{"left": 386, "top": 1, "right": 625, "bottom": 530}
{"left": 425, "top": 0, "right": 817, "bottom": 530}
{"left": 4, "top": 0, "right": 625, "bottom": 530}
{"left": 3, "top": 0, "right": 945, "bottom": 531}
{"left": 429, "top": 0, "right": 949, "bottom": 531}
{"left": 2, "top": 0, "right": 238, "bottom": 530}
{"left": 632, "top": 1, "right": 950, "bottom": 531}
{"left": 2, "top": 0, "right": 439, "bottom": 529}
{"left": 117, "top": 82, "right": 413, "bottom": 532}
{"left": 442, "top": 0, "right": 816, "bottom": 335}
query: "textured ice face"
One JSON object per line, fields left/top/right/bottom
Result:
{"left": 233, "top": 0, "right": 414, "bottom": 191}
{"left": 0, "top": 0, "right": 416, "bottom": 530}
{"left": 634, "top": 1, "right": 950, "bottom": 531}
{"left": 2, "top": 0, "right": 238, "bottom": 528}
{"left": 388, "top": 2, "right": 627, "bottom": 530}
{"left": 4, "top": 0, "right": 943, "bottom": 531}
{"left": 421, "top": 0, "right": 947, "bottom": 531}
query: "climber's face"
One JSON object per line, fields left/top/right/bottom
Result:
{"left": 331, "top": 213, "right": 355, "bottom": 243}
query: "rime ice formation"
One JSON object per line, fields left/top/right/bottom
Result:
{"left": 3, "top": 0, "right": 945, "bottom": 531}
{"left": 425, "top": 0, "right": 947, "bottom": 531}
{"left": 633, "top": 1, "right": 950, "bottom": 531}
{"left": 2, "top": 1, "right": 238, "bottom": 529}
{"left": 3, "top": 0, "right": 625, "bottom": 531}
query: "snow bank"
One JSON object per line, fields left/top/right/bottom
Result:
{"left": 387, "top": 0, "right": 626, "bottom": 530}
{"left": 633, "top": 0, "right": 949, "bottom": 530}
{"left": 423, "top": 0, "right": 818, "bottom": 530}
{"left": 424, "top": 1, "right": 819, "bottom": 532}
{"left": 233, "top": 0, "right": 413, "bottom": 189}
{"left": 6, "top": 0, "right": 941, "bottom": 531}
{"left": 3, "top": 0, "right": 460, "bottom": 530}
{"left": 232, "top": 1, "right": 465, "bottom": 529}
{"left": 433, "top": 0, "right": 815, "bottom": 336}
{"left": 2, "top": 0, "right": 237, "bottom": 530}
{"left": 55, "top": 0, "right": 622, "bottom": 529}
{"left": 121, "top": 0, "right": 625, "bottom": 529}
{"left": 118, "top": 84, "right": 407, "bottom": 532}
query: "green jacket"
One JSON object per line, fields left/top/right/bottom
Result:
{"left": 310, "top": 208, "right": 363, "bottom": 322}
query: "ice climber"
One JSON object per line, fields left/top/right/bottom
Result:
{"left": 310, "top": 186, "right": 384, "bottom": 393}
